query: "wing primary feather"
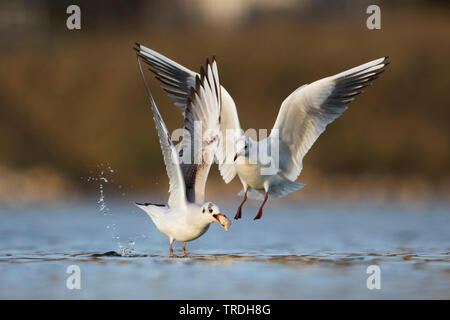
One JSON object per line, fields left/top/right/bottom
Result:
{"left": 271, "top": 57, "right": 389, "bottom": 181}
{"left": 136, "top": 57, "right": 187, "bottom": 208}
{"left": 178, "top": 57, "right": 222, "bottom": 203}
{"left": 162, "top": 87, "right": 187, "bottom": 98}
{"left": 135, "top": 45, "right": 240, "bottom": 185}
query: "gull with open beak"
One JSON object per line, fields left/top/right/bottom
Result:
{"left": 135, "top": 44, "right": 389, "bottom": 220}
{"left": 135, "top": 52, "right": 230, "bottom": 257}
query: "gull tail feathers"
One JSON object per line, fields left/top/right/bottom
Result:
{"left": 238, "top": 177, "right": 305, "bottom": 200}
{"left": 135, "top": 202, "right": 168, "bottom": 220}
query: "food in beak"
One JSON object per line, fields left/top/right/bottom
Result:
{"left": 213, "top": 213, "right": 231, "bottom": 231}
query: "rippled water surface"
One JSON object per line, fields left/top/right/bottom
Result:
{"left": 0, "top": 201, "right": 449, "bottom": 299}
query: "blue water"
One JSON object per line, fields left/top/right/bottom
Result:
{"left": 0, "top": 200, "right": 449, "bottom": 299}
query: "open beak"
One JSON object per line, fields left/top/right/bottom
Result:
{"left": 213, "top": 213, "right": 231, "bottom": 231}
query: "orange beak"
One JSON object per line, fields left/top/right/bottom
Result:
{"left": 213, "top": 213, "right": 231, "bottom": 231}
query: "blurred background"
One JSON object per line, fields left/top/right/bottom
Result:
{"left": 0, "top": 0, "right": 449, "bottom": 206}
{"left": 1, "top": 0, "right": 450, "bottom": 300}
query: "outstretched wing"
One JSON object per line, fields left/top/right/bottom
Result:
{"left": 135, "top": 43, "right": 241, "bottom": 184}
{"left": 135, "top": 43, "right": 197, "bottom": 110}
{"left": 271, "top": 57, "right": 389, "bottom": 181}
{"left": 137, "top": 59, "right": 187, "bottom": 209}
{"left": 177, "top": 58, "right": 223, "bottom": 203}
{"left": 217, "top": 87, "right": 241, "bottom": 183}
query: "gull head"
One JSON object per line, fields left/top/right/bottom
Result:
{"left": 201, "top": 202, "right": 231, "bottom": 231}
{"left": 234, "top": 136, "right": 251, "bottom": 162}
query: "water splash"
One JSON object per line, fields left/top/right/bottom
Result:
{"left": 118, "top": 240, "right": 137, "bottom": 256}
{"left": 88, "top": 163, "right": 137, "bottom": 257}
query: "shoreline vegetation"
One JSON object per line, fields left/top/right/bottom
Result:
{"left": 1, "top": 166, "right": 448, "bottom": 207}
{"left": 0, "top": 5, "right": 449, "bottom": 208}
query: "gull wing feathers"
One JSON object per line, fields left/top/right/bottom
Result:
{"left": 271, "top": 57, "right": 389, "bottom": 181}
{"left": 135, "top": 44, "right": 241, "bottom": 184}
{"left": 217, "top": 87, "right": 241, "bottom": 183}
{"left": 178, "top": 58, "right": 222, "bottom": 203}
{"left": 137, "top": 59, "right": 187, "bottom": 209}
{"left": 135, "top": 43, "right": 197, "bottom": 110}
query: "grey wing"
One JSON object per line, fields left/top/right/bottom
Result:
{"left": 136, "top": 59, "right": 187, "bottom": 209}
{"left": 135, "top": 44, "right": 241, "bottom": 184}
{"left": 178, "top": 58, "right": 222, "bottom": 203}
{"left": 271, "top": 57, "right": 389, "bottom": 181}
{"left": 135, "top": 43, "right": 197, "bottom": 110}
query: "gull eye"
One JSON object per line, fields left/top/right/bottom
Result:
{"left": 209, "top": 209, "right": 213, "bottom": 213}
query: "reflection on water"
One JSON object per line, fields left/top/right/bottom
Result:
{"left": 1, "top": 250, "right": 448, "bottom": 265}
{"left": 0, "top": 201, "right": 449, "bottom": 299}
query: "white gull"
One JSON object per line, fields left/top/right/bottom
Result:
{"left": 135, "top": 44, "right": 389, "bottom": 220}
{"left": 135, "top": 56, "right": 230, "bottom": 257}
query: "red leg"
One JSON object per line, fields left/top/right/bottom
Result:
{"left": 182, "top": 242, "right": 187, "bottom": 256}
{"left": 169, "top": 242, "right": 174, "bottom": 257}
{"left": 254, "top": 192, "right": 268, "bottom": 220}
{"left": 234, "top": 191, "right": 247, "bottom": 220}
